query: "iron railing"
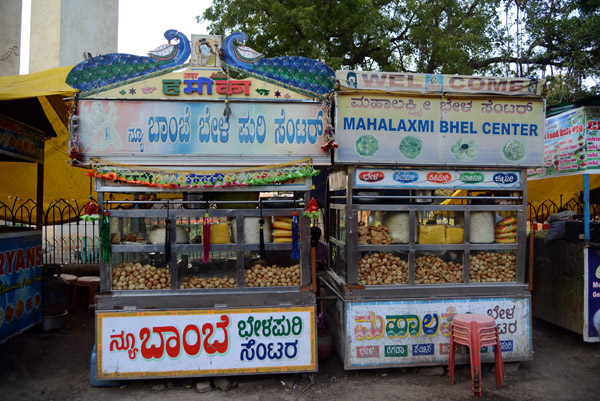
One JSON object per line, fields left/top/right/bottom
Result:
{"left": 2, "top": 196, "right": 600, "bottom": 265}
{"left": 0, "top": 197, "right": 100, "bottom": 264}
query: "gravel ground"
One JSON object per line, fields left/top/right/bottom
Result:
{"left": 1, "top": 313, "right": 599, "bottom": 401}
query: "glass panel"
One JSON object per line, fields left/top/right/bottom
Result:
{"left": 110, "top": 216, "right": 165, "bottom": 244}
{"left": 329, "top": 208, "right": 347, "bottom": 242}
{"left": 470, "top": 250, "right": 517, "bottom": 283}
{"left": 110, "top": 252, "right": 169, "bottom": 290}
{"left": 179, "top": 252, "right": 237, "bottom": 289}
{"left": 330, "top": 242, "right": 347, "bottom": 281}
{"left": 357, "top": 210, "right": 410, "bottom": 244}
{"left": 358, "top": 251, "right": 408, "bottom": 286}
{"left": 417, "top": 211, "right": 464, "bottom": 245}
{"left": 175, "top": 216, "right": 234, "bottom": 244}
{"left": 244, "top": 250, "right": 302, "bottom": 287}
{"left": 415, "top": 251, "right": 464, "bottom": 284}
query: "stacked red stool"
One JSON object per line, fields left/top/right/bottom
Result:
{"left": 448, "top": 313, "right": 504, "bottom": 397}
{"left": 71, "top": 276, "right": 100, "bottom": 316}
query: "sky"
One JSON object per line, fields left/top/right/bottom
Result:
{"left": 19, "top": 0, "right": 213, "bottom": 74}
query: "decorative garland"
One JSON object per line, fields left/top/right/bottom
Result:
{"left": 85, "top": 158, "right": 319, "bottom": 189}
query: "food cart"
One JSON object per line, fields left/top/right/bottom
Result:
{"left": 0, "top": 114, "right": 45, "bottom": 344}
{"left": 67, "top": 31, "right": 334, "bottom": 379}
{"left": 527, "top": 99, "right": 600, "bottom": 342}
{"left": 323, "top": 71, "right": 546, "bottom": 369}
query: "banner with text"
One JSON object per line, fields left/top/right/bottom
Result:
{"left": 76, "top": 99, "right": 328, "bottom": 163}
{"left": 336, "top": 71, "right": 544, "bottom": 97}
{"left": 354, "top": 168, "right": 522, "bottom": 190}
{"left": 0, "top": 232, "right": 43, "bottom": 345}
{"left": 584, "top": 247, "right": 600, "bottom": 342}
{"left": 97, "top": 307, "right": 316, "bottom": 378}
{"left": 335, "top": 94, "right": 544, "bottom": 166}
{"left": 346, "top": 297, "right": 531, "bottom": 367}
{"left": 528, "top": 106, "right": 600, "bottom": 178}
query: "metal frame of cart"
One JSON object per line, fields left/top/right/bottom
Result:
{"left": 322, "top": 71, "right": 546, "bottom": 369}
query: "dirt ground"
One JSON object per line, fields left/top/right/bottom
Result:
{"left": 1, "top": 312, "right": 599, "bottom": 401}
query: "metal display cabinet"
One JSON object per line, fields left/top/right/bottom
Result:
{"left": 323, "top": 166, "right": 532, "bottom": 369}
{"left": 93, "top": 179, "right": 317, "bottom": 380}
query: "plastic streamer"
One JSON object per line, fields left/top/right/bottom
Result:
{"left": 202, "top": 212, "right": 210, "bottom": 263}
{"left": 100, "top": 211, "right": 111, "bottom": 263}
{"left": 259, "top": 200, "right": 266, "bottom": 260}
{"left": 291, "top": 211, "right": 299, "bottom": 259}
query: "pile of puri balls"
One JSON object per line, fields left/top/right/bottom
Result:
{"left": 111, "top": 262, "right": 170, "bottom": 290}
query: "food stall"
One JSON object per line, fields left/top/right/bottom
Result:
{"left": 527, "top": 99, "right": 600, "bottom": 342}
{"left": 66, "top": 31, "right": 334, "bottom": 379}
{"left": 323, "top": 71, "right": 546, "bottom": 368}
{"left": 0, "top": 114, "right": 45, "bottom": 344}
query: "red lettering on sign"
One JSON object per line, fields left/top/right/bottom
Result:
{"left": 359, "top": 171, "right": 385, "bottom": 182}
{"left": 427, "top": 172, "right": 452, "bottom": 184}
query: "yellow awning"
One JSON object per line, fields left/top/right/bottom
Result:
{"left": 0, "top": 66, "right": 76, "bottom": 101}
{"left": 442, "top": 174, "right": 600, "bottom": 221}
{"left": 0, "top": 67, "right": 94, "bottom": 225}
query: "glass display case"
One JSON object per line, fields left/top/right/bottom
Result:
{"left": 326, "top": 166, "right": 527, "bottom": 298}
{"left": 95, "top": 184, "right": 315, "bottom": 310}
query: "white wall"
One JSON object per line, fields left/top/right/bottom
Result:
{"left": 29, "top": 0, "right": 118, "bottom": 73}
{"left": 0, "top": 0, "right": 23, "bottom": 76}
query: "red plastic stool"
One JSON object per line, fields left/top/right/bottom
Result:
{"left": 71, "top": 276, "right": 100, "bottom": 316}
{"left": 60, "top": 274, "right": 78, "bottom": 312}
{"left": 448, "top": 313, "right": 504, "bottom": 397}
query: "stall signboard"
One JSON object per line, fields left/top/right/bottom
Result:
{"left": 336, "top": 71, "right": 544, "bottom": 97}
{"left": 76, "top": 99, "right": 328, "bottom": 164}
{"left": 82, "top": 68, "right": 313, "bottom": 102}
{"left": 344, "top": 297, "right": 531, "bottom": 368}
{"left": 584, "top": 247, "right": 600, "bottom": 342}
{"left": 528, "top": 106, "right": 600, "bottom": 179}
{"left": 335, "top": 92, "right": 545, "bottom": 166}
{"left": 0, "top": 231, "right": 43, "bottom": 345}
{"left": 97, "top": 306, "right": 316, "bottom": 378}
{"left": 354, "top": 168, "right": 522, "bottom": 190}
{"left": 0, "top": 114, "right": 45, "bottom": 163}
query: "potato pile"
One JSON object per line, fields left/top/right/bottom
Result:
{"left": 358, "top": 252, "right": 409, "bottom": 285}
{"left": 470, "top": 251, "right": 517, "bottom": 282}
{"left": 415, "top": 254, "right": 463, "bottom": 284}
{"left": 358, "top": 223, "right": 393, "bottom": 245}
{"left": 180, "top": 275, "right": 237, "bottom": 289}
{"left": 245, "top": 263, "right": 301, "bottom": 287}
{"left": 111, "top": 262, "right": 170, "bottom": 290}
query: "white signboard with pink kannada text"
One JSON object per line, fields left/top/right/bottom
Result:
{"left": 345, "top": 297, "right": 531, "bottom": 368}
{"left": 335, "top": 94, "right": 545, "bottom": 166}
{"left": 336, "top": 71, "right": 545, "bottom": 97}
{"left": 76, "top": 99, "right": 329, "bottom": 164}
{"left": 354, "top": 168, "right": 522, "bottom": 190}
{"left": 97, "top": 307, "right": 316, "bottom": 379}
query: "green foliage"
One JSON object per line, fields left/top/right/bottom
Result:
{"left": 198, "top": 0, "right": 599, "bottom": 101}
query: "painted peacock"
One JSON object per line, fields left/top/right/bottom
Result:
{"left": 222, "top": 32, "right": 335, "bottom": 98}
{"left": 66, "top": 30, "right": 191, "bottom": 92}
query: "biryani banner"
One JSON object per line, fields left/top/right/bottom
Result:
{"left": 0, "top": 232, "right": 43, "bottom": 344}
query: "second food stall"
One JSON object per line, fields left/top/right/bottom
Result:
{"left": 66, "top": 31, "right": 334, "bottom": 380}
{"left": 323, "top": 71, "right": 546, "bottom": 368}
{"left": 0, "top": 114, "right": 45, "bottom": 344}
{"left": 527, "top": 99, "right": 600, "bottom": 342}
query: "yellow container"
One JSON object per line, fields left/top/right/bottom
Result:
{"left": 418, "top": 225, "right": 446, "bottom": 244}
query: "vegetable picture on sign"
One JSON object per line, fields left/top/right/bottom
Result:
{"left": 501, "top": 138, "right": 529, "bottom": 163}
{"left": 399, "top": 136, "right": 423, "bottom": 159}
{"left": 451, "top": 138, "right": 479, "bottom": 161}
{"left": 355, "top": 135, "right": 379, "bottom": 157}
